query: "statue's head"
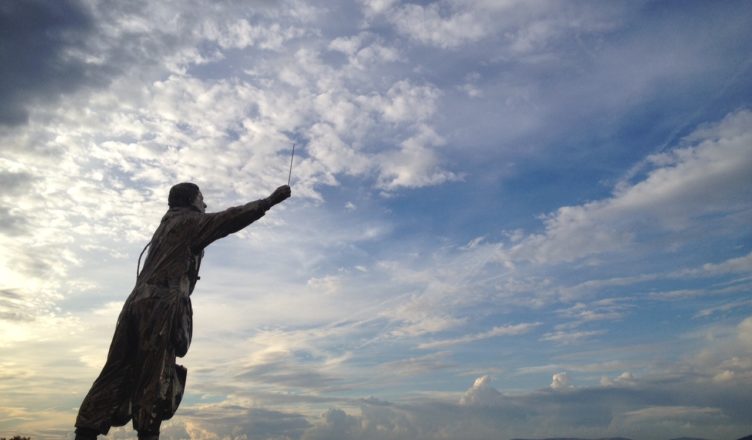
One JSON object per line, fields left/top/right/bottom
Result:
{"left": 168, "top": 182, "right": 206, "bottom": 213}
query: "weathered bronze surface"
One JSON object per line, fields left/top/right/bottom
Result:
{"left": 75, "top": 184, "right": 291, "bottom": 437}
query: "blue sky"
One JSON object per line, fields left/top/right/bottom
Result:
{"left": 1, "top": 1, "right": 751, "bottom": 439}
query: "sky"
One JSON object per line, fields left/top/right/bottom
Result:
{"left": 1, "top": 0, "right": 751, "bottom": 439}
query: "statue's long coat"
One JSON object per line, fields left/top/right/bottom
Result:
{"left": 75, "top": 199, "right": 270, "bottom": 434}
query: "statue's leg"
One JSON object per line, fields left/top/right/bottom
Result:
{"left": 75, "top": 305, "right": 135, "bottom": 435}
{"left": 74, "top": 426, "right": 99, "bottom": 439}
{"left": 130, "top": 295, "right": 177, "bottom": 435}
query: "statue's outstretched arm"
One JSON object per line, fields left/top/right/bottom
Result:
{"left": 191, "top": 185, "right": 291, "bottom": 250}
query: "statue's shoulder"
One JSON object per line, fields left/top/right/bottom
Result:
{"left": 164, "top": 207, "right": 202, "bottom": 219}
{"left": 161, "top": 208, "right": 204, "bottom": 230}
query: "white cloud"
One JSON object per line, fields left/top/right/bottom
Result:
{"left": 197, "top": 18, "right": 304, "bottom": 51}
{"left": 678, "top": 251, "right": 752, "bottom": 277}
{"left": 307, "top": 274, "right": 343, "bottom": 295}
{"left": 360, "top": 0, "right": 399, "bottom": 16}
{"left": 509, "top": 108, "right": 752, "bottom": 264}
{"left": 517, "top": 360, "right": 628, "bottom": 376}
{"left": 370, "top": 80, "right": 442, "bottom": 124}
{"left": 418, "top": 322, "right": 539, "bottom": 349}
{"left": 600, "top": 371, "right": 637, "bottom": 387}
{"left": 376, "top": 124, "right": 460, "bottom": 190}
{"left": 555, "top": 300, "right": 628, "bottom": 326}
{"left": 458, "top": 82, "right": 483, "bottom": 98}
{"left": 459, "top": 375, "right": 503, "bottom": 406}
{"left": 375, "top": 0, "right": 624, "bottom": 57}
{"left": 378, "top": 352, "right": 452, "bottom": 379}
{"left": 550, "top": 371, "right": 573, "bottom": 390}
{"left": 739, "top": 316, "right": 752, "bottom": 350}
{"left": 541, "top": 329, "right": 605, "bottom": 345}
{"left": 329, "top": 33, "right": 400, "bottom": 69}
{"left": 329, "top": 34, "right": 364, "bottom": 55}
{"left": 694, "top": 298, "right": 752, "bottom": 318}
{"left": 387, "top": 313, "right": 465, "bottom": 339}
{"left": 0, "top": 3, "right": 465, "bottom": 350}
{"left": 620, "top": 405, "right": 725, "bottom": 424}
{"left": 555, "top": 251, "right": 752, "bottom": 302}
{"left": 387, "top": 3, "right": 491, "bottom": 49}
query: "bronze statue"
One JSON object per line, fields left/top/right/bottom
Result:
{"left": 74, "top": 183, "right": 291, "bottom": 440}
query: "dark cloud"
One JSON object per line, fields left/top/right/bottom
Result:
{"left": 302, "top": 408, "right": 361, "bottom": 440}
{"left": 0, "top": 310, "right": 35, "bottom": 321}
{"left": 0, "top": 289, "right": 35, "bottom": 322}
{"left": 295, "top": 376, "right": 752, "bottom": 440}
{"left": 8, "top": 246, "right": 57, "bottom": 278}
{"left": 0, "top": 289, "right": 23, "bottom": 300}
{"left": 178, "top": 405, "right": 311, "bottom": 440}
{"left": 0, "top": 0, "right": 104, "bottom": 126}
{"left": 236, "top": 357, "right": 343, "bottom": 391}
{"left": 93, "top": 375, "right": 752, "bottom": 440}
{"left": 0, "top": 206, "right": 30, "bottom": 236}
{"left": 0, "top": 170, "right": 35, "bottom": 194}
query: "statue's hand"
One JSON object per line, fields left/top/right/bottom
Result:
{"left": 268, "top": 185, "right": 291, "bottom": 206}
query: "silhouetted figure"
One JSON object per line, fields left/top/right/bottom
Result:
{"left": 74, "top": 183, "right": 291, "bottom": 440}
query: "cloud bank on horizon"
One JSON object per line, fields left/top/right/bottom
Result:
{"left": 1, "top": 0, "right": 751, "bottom": 439}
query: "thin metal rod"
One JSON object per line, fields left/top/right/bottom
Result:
{"left": 287, "top": 143, "right": 296, "bottom": 185}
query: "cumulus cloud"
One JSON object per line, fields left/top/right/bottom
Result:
{"left": 376, "top": 124, "right": 461, "bottom": 190}
{"left": 459, "top": 375, "right": 503, "bottom": 406}
{"left": 197, "top": 17, "right": 304, "bottom": 51}
{"left": 550, "top": 372, "right": 573, "bottom": 390}
{"left": 371, "top": 0, "right": 624, "bottom": 56}
{"left": 159, "top": 364, "right": 752, "bottom": 440}
{"left": 301, "top": 408, "right": 360, "bottom": 440}
{"left": 343, "top": 108, "right": 752, "bottom": 343}
{"left": 0, "top": 0, "right": 465, "bottom": 339}
{"left": 360, "top": 0, "right": 398, "bottom": 17}
{"left": 386, "top": 2, "right": 492, "bottom": 49}
{"left": 164, "top": 404, "right": 312, "bottom": 440}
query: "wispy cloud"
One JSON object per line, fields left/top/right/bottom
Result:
{"left": 418, "top": 322, "right": 540, "bottom": 349}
